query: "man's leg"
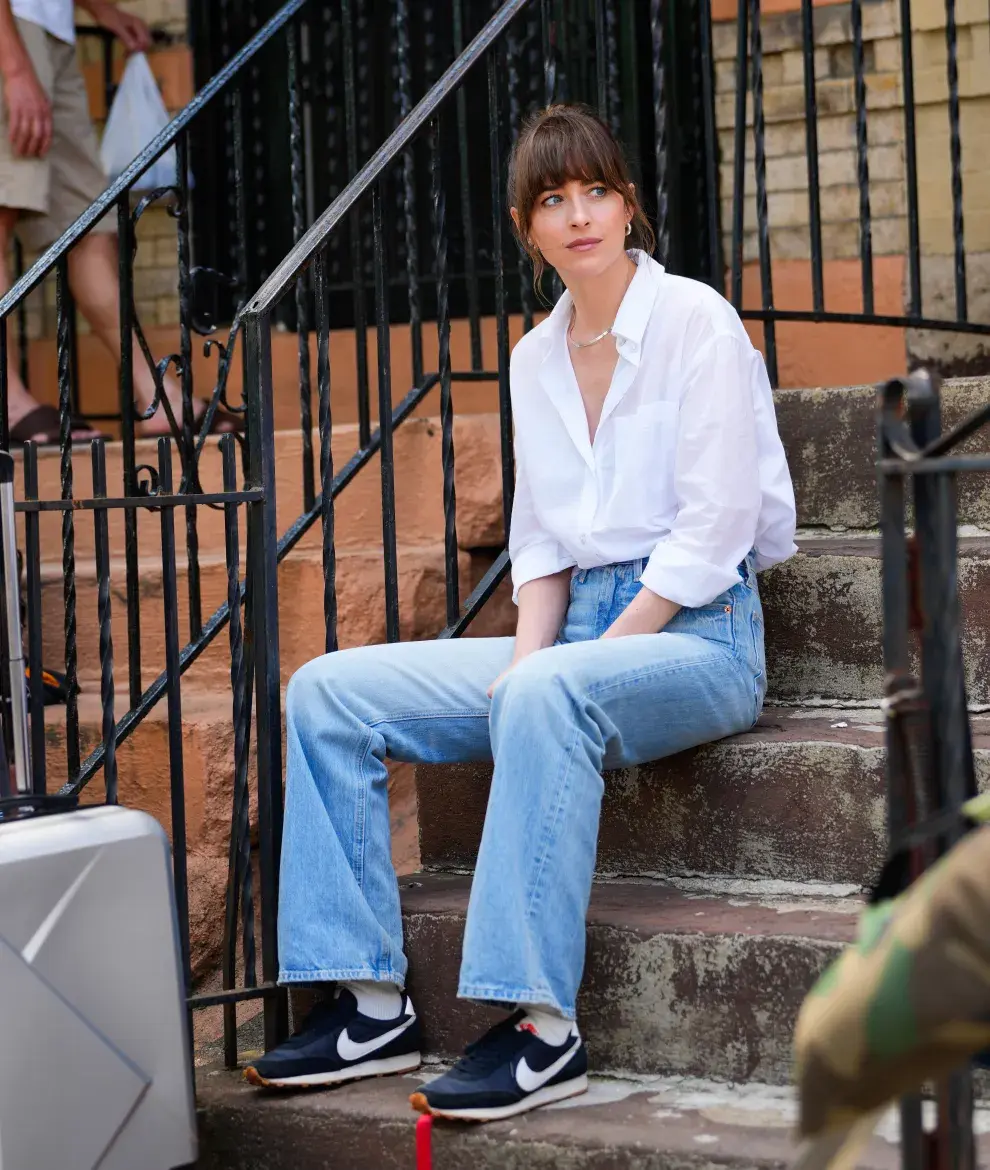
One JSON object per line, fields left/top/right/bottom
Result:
{"left": 245, "top": 635, "right": 513, "bottom": 1089}
{"left": 67, "top": 223, "right": 238, "bottom": 438}
{"left": 0, "top": 207, "right": 48, "bottom": 432}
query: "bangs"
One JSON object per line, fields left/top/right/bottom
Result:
{"left": 509, "top": 105, "right": 630, "bottom": 223}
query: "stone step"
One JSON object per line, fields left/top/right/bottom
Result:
{"left": 14, "top": 414, "right": 504, "bottom": 566}
{"left": 397, "top": 874, "right": 856, "bottom": 1084}
{"left": 38, "top": 543, "right": 511, "bottom": 690}
{"left": 416, "top": 707, "right": 990, "bottom": 887}
{"left": 195, "top": 1067, "right": 914, "bottom": 1170}
{"left": 777, "top": 376, "right": 990, "bottom": 530}
{"left": 764, "top": 533, "right": 990, "bottom": 702}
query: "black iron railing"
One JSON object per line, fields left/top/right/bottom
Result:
{"left": 728, "top": 0, "right": 990, "bottom": 387}
{"left": 876, "top": 370, "right": 990, "bottom": 1170}
{"left": 0, "top": 0, "right": 321, "bottom": 1066}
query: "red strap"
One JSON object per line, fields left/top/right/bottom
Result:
{"left": 416, "top": 1114, "right": 433, "bottom": 1170}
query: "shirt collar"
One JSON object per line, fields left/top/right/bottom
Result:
{"left": 539, "top": 250, "right": 662, "bottom": 368}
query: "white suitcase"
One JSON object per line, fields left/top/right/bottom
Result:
{"left": 0, "top": 451, "right": 198, "bottom": 1170}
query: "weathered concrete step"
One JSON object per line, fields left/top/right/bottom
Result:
{"left": 398, "top": 873, "right": 856, "bottom": 1085}
{"left": 15, "top": 414, "right": 504, "bottom": 564}
{"left": 196, "top": 1068, "right": 909, "bottom": 1170}
{"left": 776, "top": 376, "right": 990, "bottom": 529}
{"left": 764, "top": 534, "right": 990, "bottom": 702}
{"left": 39, "top": 543, "right": 511, "bottom": 689}
{"left": 416, "top": 707, "right": 990, "bottom": 887}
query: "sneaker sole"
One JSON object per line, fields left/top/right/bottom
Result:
{"left": 408, "top": 1073, "right": 588, "bottom": 1122}
{"left": 244, "top": 1051, "right": 422, "bottom": 1090}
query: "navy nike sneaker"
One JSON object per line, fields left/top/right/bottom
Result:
{"left": 409, "top": 1011, "right": 587, "bottom": 1121}
{"left": 244, "top": 987, "right": 421, "bottom": 1089}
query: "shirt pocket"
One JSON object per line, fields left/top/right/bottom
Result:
{"left": 607, "top": 400, "right": 679, "bottom": 520}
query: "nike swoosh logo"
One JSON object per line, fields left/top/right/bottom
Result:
{"left": 336, "top": 1015, "right": 416, "bottom": 1062}
{"left": 515, "top": 1036, "right": 581, "bottom": 1093}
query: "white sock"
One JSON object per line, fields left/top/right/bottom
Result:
{"left": 341, "top": 980, "right": 404, "bottom": 1021}
{"left": 519, "top": 1006, "right": 576, "bottom": 1047}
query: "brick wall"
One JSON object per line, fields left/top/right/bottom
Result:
{"left": 714, "top": 0, "right": 990, "bottom": 379}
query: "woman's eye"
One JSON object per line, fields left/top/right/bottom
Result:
{"left": 590, "top": 185, "right": 607, "bottom": 197}
{"left": 542, "top": 193, "right": 563, "bottom": 207}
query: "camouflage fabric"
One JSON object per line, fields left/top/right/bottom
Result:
{"left": 794, "top": 810, "right": 990, "bottom": 1140}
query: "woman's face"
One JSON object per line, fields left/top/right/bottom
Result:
{"left": 522, "top": 178, "right": 631, "bottom": 282}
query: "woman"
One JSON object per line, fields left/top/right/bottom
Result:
{"left": 245, "top": 104, "right": 796, "bottom": 1122}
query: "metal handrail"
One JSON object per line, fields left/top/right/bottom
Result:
{"left": 244, "top": 0, "right": 532, "bottom": 320}
{"left": 0, "top": 0, "right": 309, "bottom": 319}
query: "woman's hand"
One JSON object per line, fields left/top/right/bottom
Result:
{"left": 487, "top": 663, "right": 516, "bottom": 699}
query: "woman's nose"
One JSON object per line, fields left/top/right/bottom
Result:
{"left": 569, "top": 197, "right": 592, "bottom": 225}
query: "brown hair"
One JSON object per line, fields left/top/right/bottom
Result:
{"left": 507, "top": 103, "right": 655, "bottom": 286}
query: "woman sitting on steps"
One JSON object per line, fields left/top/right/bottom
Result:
{"left": 244, "top": 103, "right": 798, "bottom": 1123}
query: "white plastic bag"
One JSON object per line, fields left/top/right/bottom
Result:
{"left": 100, "top": 53, "right": 176, "bottom": 191}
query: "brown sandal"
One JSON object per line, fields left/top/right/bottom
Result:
{"left": 194, "top": 403, "right": 245, "bottom": 436}
{"left": 9, "top": 405, "right": 108, "bottom": 447}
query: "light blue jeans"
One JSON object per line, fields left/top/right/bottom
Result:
{"left": 278, "top": 557, "right": 766, "bottom": 1019}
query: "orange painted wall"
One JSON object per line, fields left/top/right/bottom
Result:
{"left": 734, "top": 255, "right": 908, "bottom": 388}
{"left": 711, "top": 0, "right": 847, "bottom": 19}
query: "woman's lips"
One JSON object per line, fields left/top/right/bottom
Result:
{"left": 566, "top": 237, "right": 602, "bottom": 251}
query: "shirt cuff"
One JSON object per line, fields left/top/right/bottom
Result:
{"left": 640, "top": 544, "right": 743, "bottom": 610}
{"left": 510, "top": 542, "right": 576, "bottom": 605}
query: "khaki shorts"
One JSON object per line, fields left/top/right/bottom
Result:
{"left": 0, "top": 18, "right": 115, "bottom": 249}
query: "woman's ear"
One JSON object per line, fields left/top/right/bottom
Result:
{"left": 510, "top": 206, "right": 521, "bottom": 233}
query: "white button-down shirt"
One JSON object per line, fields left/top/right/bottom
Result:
{"left": 12, "top": 0, "right": 75, "bottom": 44}
{"left": 508, "top": 250, "right": 797, "bottom": 609}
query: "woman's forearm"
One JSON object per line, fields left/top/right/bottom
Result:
{"left": 601, "top": 584, "right": 680, "bottom": 639}
{"left": 513, "top": 570, "right": 571, "bottom": 660}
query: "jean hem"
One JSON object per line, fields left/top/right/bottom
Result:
{"left": 457, "top": 984, "right": 576, "bottom": 1021}
{"left": 279, "top": 967, "right": 405, "bottom": 986}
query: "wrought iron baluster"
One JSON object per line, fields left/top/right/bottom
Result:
{"left": 541, "top": 0, "right": 556, "bottom": 105}
{"left": 342, "top": 0, "right": 371, "bottom": 449}
{"left": 430, "top": 117, "right": 459, "bottom": 627}
{"left": 175, "top": 131, "right": 203, "bottom": 643}
{"left": 394, "top": 0, "right": 423, "bottom": 387}
{"left": 314, "top": 251, "right": 339, "bottom": 655}
{"left": 117, "top": 197, "right": 142, "bottom": 706}
{"left": 12, "top": 239, "right": 28, "bottom": 393}
{"left": 452, "top": 0, "right": 483, "bottom": 373}
{"left": 944, "top": 0, "right": 967, "bottom": 321}
{"left": 242, "top": 310, "right": 289, "bottom": 1052}
{"left": 488, "top": 52, "right": 514, "bottom": 540}
{"left": 372, "top": 184, "right": 401, "bottom": 643}
{"left": 730, "top": 0, "right": 748, "bottom": 308}
{"left": 748, "top": 0, "right": 777, "bottom": 386}
{"left": 56, "top": 258, "right": 80, "bottom": 781}
{"left": 22, "top": 444, "right": 45, "bottom": 794}
{"left": 157, "top": 438, "right": 192, "bottom": 996}
{"left": 220, "top": 434, "right": 256, "bottom": 1069}
{"left": 800, "top": 0, "right": 824, "bottom": 311}
{"left": 594, "top": 0, "right": 607, "bottom": 122}
{"left": 851, "top": 0, "right": 874, "bottom": 315}
{"left": 91, "top": 440, "right": 117, "bottom": 804}
{"left": 605, "top": 0, "right": 621, "bottom": 139}
{"left": 697, "top": 0, "right": 721, "bottom": 286}
{"left": 288, "top": 20, "right": 315, "bottom": 514}
{"left": 899, "top": 0, "right": 922, "bottom": 316}
{"left": 651, "top": 0, "right": 669, "bottom": 266}
{"left": 0, "top": 315, "right": 7, "bottom": 477}
{"left": 506, "top": 20, "right": 534, "bottom": 334}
